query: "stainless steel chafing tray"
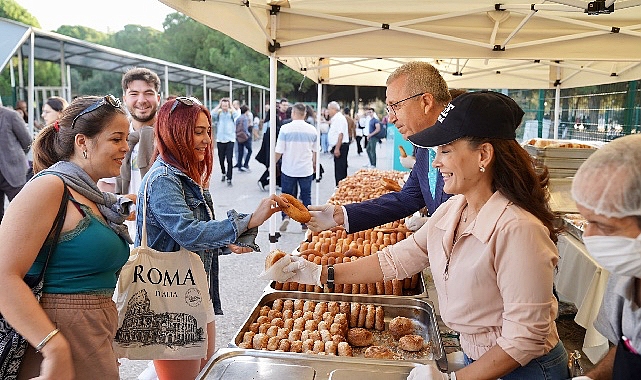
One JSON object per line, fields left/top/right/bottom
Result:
{"left": 562, "top": 217, "right": 585, "bottom": 241}
{"left": 228, "top": 291, "right": 447, "bottom": 372}
{"left": 197, "top": 347, "right": 425, "bottom": 380}
{"left": 524, "top": 144, "right": 596, "bottom": 159}
{"left": 268, "top": 274, "right": 428, "bottom": 298}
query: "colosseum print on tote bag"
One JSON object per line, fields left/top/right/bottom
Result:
{"left": 113, "top": 170, "right": 211, "bottom": 360}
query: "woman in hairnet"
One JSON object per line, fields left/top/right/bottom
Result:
{"left": 570, "top": 134, "right": 641, "bottom": 380}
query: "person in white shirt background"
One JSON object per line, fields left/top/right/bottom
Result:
{"left": 326, "top": 101, "right": 350, "bottom": 186}
{"left": 275, "top": 103, "right": 318, "bottom": 232}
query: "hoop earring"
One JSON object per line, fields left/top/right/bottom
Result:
{"left": 83, "top": 150, "right": 88, "bottom": 160}
{"left": 479, "top": 166, "right": 485, "bottom": 173}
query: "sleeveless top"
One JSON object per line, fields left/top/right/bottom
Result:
{"left": 27, "top": 198, "right": 129, "bottom": 294}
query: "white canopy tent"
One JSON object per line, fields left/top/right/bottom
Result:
{"left": 159, "top": 0, "right": 641, "bottom": 247}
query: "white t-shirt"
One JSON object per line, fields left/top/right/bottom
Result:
{"left": 125, "top": 124, "right": 143, "bottom": 242}
{"left": 275, "top": 120, "right": 318, "bottom": 177}
{"left": 327, "top": 112, "right": 349, "bottom": 147}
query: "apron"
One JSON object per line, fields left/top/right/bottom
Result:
{"left": 613, "top": 337, "right": 641, "bottom": 379}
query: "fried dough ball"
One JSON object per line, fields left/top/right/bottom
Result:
{"left": 364, "top": 345, "right": 394, "bottom": 359}
{"left": 389, "top": 316, "right": 414, "bottom": 339}
{"left": 347, "top": 328, "right": 373, "bottom": 347}
{"left": 337, "top": 341, "right": 353, "bottom": 357}
{"left": 398, "top": 334, "right": 425, "bottom": 352}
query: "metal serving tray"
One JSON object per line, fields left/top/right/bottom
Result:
{"left": 524, "top": 144, "right": 596, "bottom": 159}
{"left": 268, "top": 274, "right": 428, "bottom": 298}
{"left": 229, "top": 291, "right": 447, "bottom": 372}
{"left": 562, "top": 218, "right": 584, "bottom": 241}
{"left": 547, "top": 168, "right": 578, "bottom": 178}
{"left": 197, "top": 347, "right": 426, "bottom": 380}
{"left": 548, "top": 178, "right": 579, "bottom": 214}
{"left": 535, "top": 157, "right": 586, "bottom": 170}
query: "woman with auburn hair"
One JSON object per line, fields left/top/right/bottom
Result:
{"left": 137, "top": 97, "right": 280, "bottom": 380}
{"left": 270, "top": 92, "right": 570, "bottom": 380}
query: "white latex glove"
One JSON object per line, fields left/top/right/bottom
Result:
{"left": 407, "top": 364, "right": 450, "bottom": 380}
{"left": 307, "top": 204, "right": 339, "bottom": 232}
{"left": 258, "top": 255, "right": 296, "bottom": 283}
{"left": 405, "top": 214, "right": 429, "bottom": 231}
{"left": 283, "top": 255, "right": 322, "bottom": 287}
{"left": 400, "top": 155, "right": 416, "bottom": 169}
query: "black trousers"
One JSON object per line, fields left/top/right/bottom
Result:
{"left": 217, "top": 142, "right": 234, "bottom": 180}
{"left": 332, "top": 143, "right": 350, "bottom": 186}
{"left": 355, "top": 135, "right": 364, "bottom": 154}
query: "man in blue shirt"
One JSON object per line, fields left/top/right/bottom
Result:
{"left": 307, "top": 62, "right": 453, "bottom": 233}
{"left": 365, "top": 108, "right": 383, "bottom": 168}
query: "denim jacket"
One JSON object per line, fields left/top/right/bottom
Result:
{"left": 135, "top": 157, "right": 251, "bottom": 313}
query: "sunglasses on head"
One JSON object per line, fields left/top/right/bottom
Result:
{"left": 71, "top": 94, "right": 122, "bottom": 129}
{"left": 169, "top": 97, "right": 203, "bottom": 115}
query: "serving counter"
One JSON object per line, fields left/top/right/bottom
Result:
{"left": 555, "top": 233, "right": 610, "bottom": 363}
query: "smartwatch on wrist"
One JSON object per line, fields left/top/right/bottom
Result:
{"left": 326, "top": 265, "right": 335, "bottom": 290}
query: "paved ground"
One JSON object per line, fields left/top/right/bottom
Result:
{"left": 119, "top": 136, "right": 393, "bottom": 379}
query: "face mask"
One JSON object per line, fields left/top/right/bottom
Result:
{"left": 583, "top": 233, "right": 641, "bottom": 277}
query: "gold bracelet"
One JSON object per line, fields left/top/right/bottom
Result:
{"left": 35, "top": 328, "right": 60, "bottom": 353}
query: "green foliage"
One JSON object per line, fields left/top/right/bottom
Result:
{"left": 108, "top": 25, "right": 166, "bottom": 57}
{"left": 0, "top": 2, "right": 316, "bottom": 102}
{"left": 76, "top": 71, "right": 122, "bottom": 97}
{"left": 55, "top": 25, "right": 109, "bottom": 43}
{"left": 0, "top": 0, "right": 39, "bottom": 27}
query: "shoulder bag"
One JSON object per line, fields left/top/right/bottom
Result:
{"left": 113, "top": 168, "right": 211, "bottom": 360}
{"left": 0, "top": 184, "right": 69, "bottom": 379}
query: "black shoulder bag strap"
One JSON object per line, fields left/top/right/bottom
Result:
{"left": 25, "top": 184, "right": 70, "bottom": 290}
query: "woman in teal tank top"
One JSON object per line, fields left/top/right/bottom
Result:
{"left": 0, "top": 95, "right": 134, "bottom": 380}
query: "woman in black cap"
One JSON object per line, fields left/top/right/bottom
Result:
{"left": 268, "top": 91, "right": 569, "bottom": 380}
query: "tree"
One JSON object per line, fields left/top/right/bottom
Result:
{"left": 56, "top": 25, "right": 109, "bottom": 44}
{"left": 108, "top": 25, "right": 166, "bottom": 58}
{"left": 0, "top": 0, "right": 39, "bottom": 27}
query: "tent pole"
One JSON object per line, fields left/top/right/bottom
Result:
{"left": 554, "top": 85, "right": 561, "bottom": 139}
{"left": 59, "top": 42, "right": 67, "bottom": 101}
{"left": 28, "top": 31, "right": 35, "bottom": 137}
{"left": 164, "top": 66, "right": 169, "bottom": 100}
{"left": 554, "top": 66, "right": 561, "bottom": 139}
{"left": 269, "top": 53, "right": 278, "bottom": 250}
{"left": 315, "top": 81, "right": 323, "bottom": 205}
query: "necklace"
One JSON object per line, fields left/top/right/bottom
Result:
{"left": 462, "top": 204, "right": 469, "bottom": 222}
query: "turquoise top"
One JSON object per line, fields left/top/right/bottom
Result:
{"left": 27, "top": 201, "right": 129, "bottom": 294}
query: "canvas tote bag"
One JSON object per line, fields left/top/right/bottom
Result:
{"left": 113, "top": 169, "right": 211, "bottom": 360}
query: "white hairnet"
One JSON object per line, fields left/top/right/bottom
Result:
{"left": 571, "top": 134, "right": 641, "bottom": 218}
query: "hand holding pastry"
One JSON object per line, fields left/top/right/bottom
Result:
{"left": 283, "top": 255, "right": 322, "bottom": 287}
{"left": 248, "top": 194, "right": 282, "bottom": 229}
{"left": 258, "top": 250, "right": 295, "bottom": 283}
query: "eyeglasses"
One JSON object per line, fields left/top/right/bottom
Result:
{"left": 170, "top": 97, "right": 202, "bottom": 115}
{"left": 71, "top": 94, "right": 122, "bottom": 129}
{"left": 385, "top": 92, "right": 426, "bottom": 116}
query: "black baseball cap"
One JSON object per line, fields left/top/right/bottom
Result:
{"left": 408, "top": 91, "right": 524, "bottom": 147}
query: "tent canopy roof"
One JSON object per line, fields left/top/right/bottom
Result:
{"left": 160, "top": 0, "right": 641, "bottom": 88}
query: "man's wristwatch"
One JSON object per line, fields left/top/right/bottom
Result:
{"left": 326, "top": 265, "right": 335, "bottom": 290}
